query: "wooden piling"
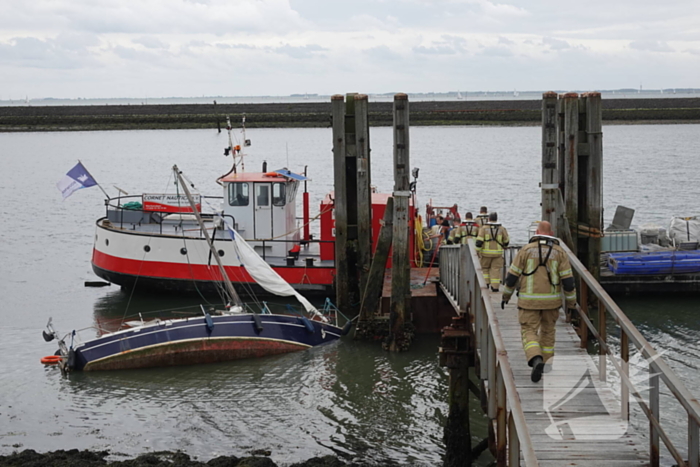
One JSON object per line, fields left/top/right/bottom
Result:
{"left": 388, "top": 93, "right": 411, "bottom": 352}
{"left": 332, "top": 95, "right": 351, "bottom": 312}
{"left": 331, "top": 93, "right": 373, "bottom": 313}
{"left": 541, "top": 91, "right": 559, "bottom": 229}
{"left": 354, "top": 94, "right": 372, "bottom": 297}
{"left": 584, "top": 92, "right": 603, "bottom": 280}
{"left": 440, "top": 316, "right": 473, "bottom": 467}
{"left": 561, "top": 93, "right": 579, "bottom": 253}
{"left": 356, "top": 196, "right": 394, "bottom": 335}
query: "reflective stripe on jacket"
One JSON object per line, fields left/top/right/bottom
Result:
{"left": 475, "top": 224, "right": 510, "bottom": 257}
{"left": 503, "top": 238, "right": 575, "bottom": 310}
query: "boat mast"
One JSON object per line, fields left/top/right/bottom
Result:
{"left": 172, "top": 165, "right": 243, "bottom": 308}
{"left": 225, "top": 115, "right": 247, "bottom": 174}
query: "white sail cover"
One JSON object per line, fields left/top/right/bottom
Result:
{"left": 223, "top": 221, "right": 326, "bottom": 321}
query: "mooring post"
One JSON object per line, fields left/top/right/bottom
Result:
{"left": 561, "top": 92, "right": 579, "bottom": 254}
{"left": 440, "top": 316, "right": 473, "bottom": 467}
{"left": 388, "top": 93, "right": 411, "bottom": 352}
{"left": 354, "top": 94, "right": 372, "bottom": 298}
{"left": 584, "top": 92, "right": 603, "bottom": 280}
{"left": 356, "top": 197, "right": 394, "bottom": 337}
{"left": 541, "top": 91, "right": 559, "bottom": 229}
{"left": 332, "top": 95, "right": 350, "bottom": 312}
{"left": 331, "top": 93, "right": 368, "bottom": 314}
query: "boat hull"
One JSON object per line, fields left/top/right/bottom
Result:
{"left": 72, "top": 314, "right": 342, "bottom": 371}
{"left": 91, "top": 219, "right": 335, "bottom": 295}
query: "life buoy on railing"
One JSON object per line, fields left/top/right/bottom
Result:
{"left": 40, "top": 355, "right": 62, "bottom": 365}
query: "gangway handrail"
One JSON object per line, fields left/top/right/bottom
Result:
{"left": 561, "top": 242, "right": 700, "bottom": 467}
{"left": 439, "top": 241, "right": 539, "bottom": 466}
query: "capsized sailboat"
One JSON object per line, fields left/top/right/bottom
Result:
{"left": 43, "top": 166, "right": 349, "bottom": 372}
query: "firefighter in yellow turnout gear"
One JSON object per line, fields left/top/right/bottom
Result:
{"left": 462, "top": 212, "right": 480, "bottom": 242}
{"left": 448, "top": 212, "right": 480, "bottom": 245}
{"left": 475, "top": 212, "right": 509, "bottom": 292}
{"left": 501, "top": 221, "right": 577, "bottom": 383}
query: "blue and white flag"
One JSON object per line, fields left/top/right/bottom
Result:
{"left": 57, "top": 161, "right": 98, "bottom": 199}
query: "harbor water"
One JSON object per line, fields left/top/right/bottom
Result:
{"left": 1, "top": 123, "right": 699, "bottom": 465}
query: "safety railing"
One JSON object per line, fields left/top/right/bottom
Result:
{"left": 439, "top": 241, "right": 539, "bottom": 466}
{"left": 562, "top": 242, "right": 700, "bottom": 467}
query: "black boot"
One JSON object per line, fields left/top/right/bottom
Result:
{"left": 529, "top": 356, "right": 545, "bottom": 383}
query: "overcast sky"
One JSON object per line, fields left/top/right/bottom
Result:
{"left": 1, "top": 0, "right": 698, "bottom": 99}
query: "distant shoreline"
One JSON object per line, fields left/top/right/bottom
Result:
{"left": 1, "top": 97, "right": 699, "bottom": 132}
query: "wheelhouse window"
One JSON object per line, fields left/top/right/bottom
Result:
{"left": 272, "top": 183, "right": 286, "bottom": 206}
{"left": 228, "top": 182, "right": 249, "bottom": 206}
{"left": 256, "top": 184, "right": 270, "bottom": 206}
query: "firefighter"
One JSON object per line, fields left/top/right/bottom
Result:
{"left": 462, "top": 212, "right": 479, "bottom": 243}
{"left": 475, "top": 206, "right": 489, "bottom": 227}
{"left": 447, "top": 222, "right": 464, "bottom": 245}
{"left": 500, "top": 221, "right": 577, "bottom": 383}
{"left": 475, "top": 212, "right": 509, "bottom": 292}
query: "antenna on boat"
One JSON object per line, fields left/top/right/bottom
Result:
{"left": 173, "top": 165, "right": 243, "bottom": 309}
{"left": 240, "top": 114, "right": 247, "bottom": 173}
{"left": 223, "top": 115, "right": 249, "bottom": 175}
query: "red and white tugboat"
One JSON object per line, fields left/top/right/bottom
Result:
{"left": 91, "top": 119, "right": 419, "bottom": 296}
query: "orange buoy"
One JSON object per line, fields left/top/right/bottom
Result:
{"left": 41, "top": 355, "right": 62, "bottom": 365}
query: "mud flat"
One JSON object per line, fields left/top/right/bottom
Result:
{"left": 1, "top": 97, "right": 699, "bottom": 132}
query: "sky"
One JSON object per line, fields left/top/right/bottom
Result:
{"left": 1, "top": 0, "right": 699, "bottom": 99}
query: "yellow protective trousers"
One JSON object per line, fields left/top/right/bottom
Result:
{"left": 480, "top": 255, "right": 504, "bottom": 287}
{"left": 518, "top": 308, "right": 559, "bottom": 363}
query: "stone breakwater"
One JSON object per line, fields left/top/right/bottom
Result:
{"left": 0, "top": 449, "right": 379, "bottom": 467}
{"left": 1, "top": 98, "right": 699, "bottom": 132}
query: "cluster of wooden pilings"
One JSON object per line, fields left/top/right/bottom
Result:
{"left": 541, "top": 92, "right": 603, "bottom": 278}
{"left": 331, "top": 93, "right": 414, "bottom": 351}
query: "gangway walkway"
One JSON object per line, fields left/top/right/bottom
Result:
{"left": 494, "top": 295, "right": 648, "bottom": 466}
{"left": 438, "top": 240, "right": 700, "bottom": 466}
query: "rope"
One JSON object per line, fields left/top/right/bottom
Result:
{"left": 572, "top": 223, "right": 604, "bottom": 238}
{"left": 414, "top": 215, "right": 425, "bottom": 267}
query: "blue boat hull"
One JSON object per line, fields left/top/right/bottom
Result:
{"left": 69, "top": 314, "right": 342, "bottom": 371}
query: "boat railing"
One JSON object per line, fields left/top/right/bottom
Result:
{"left": 102, "top": 195, "right": 336, "bottom": 261}
{"left": 438, "top": 241, "right": 539, "bottom": 465}
{"left": 562, "top": 242, "right": 700, "bottom": 467}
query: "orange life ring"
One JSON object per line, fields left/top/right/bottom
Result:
{"left": 41, "top": 355, "right": 62, "bottom": 365}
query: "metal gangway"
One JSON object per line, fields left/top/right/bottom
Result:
{"left": 438, "top": 240, "right": 700, "bottom": 466}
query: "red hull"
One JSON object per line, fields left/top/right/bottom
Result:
{"left": 92, "top": 249, "right": 335, "bottom": 292}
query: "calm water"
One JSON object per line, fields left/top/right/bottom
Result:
{"left": 1, "top": 124, "right": 699, "bottom": 465}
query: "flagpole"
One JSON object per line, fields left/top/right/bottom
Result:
{"left": 78, "top": 159, "right": 111, "bottom": 199}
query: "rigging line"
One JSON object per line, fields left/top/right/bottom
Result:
{"left": 174, "top": 178, "right": 227, "bottom": 308}
{"left": 119, "top": 171, "right": 178, "bottom": 325}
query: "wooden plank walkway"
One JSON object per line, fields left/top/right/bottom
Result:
{"left": 489, "top": 291, "right": 650, "bottom": 466}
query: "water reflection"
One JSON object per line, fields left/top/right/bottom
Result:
{"left": 77, "top": 289, "right": 456, "bottom": 464}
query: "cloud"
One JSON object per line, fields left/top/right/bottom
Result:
{"left": 0, "top": 36, "right": 97, "bottom": 69}
{"left": 543, "top": 37, "right": 571, "bottom": 50}
{"left": 480, "top": 46, "right": 513, "bottom": 57}
{"left": 132, "top": 36, "right": 169, "bottom": 49}
{"left": 274, "top": 43, "right": 327, "bottom": 59}
{"left": 629, "top": 40, "right": 674, "bottom": 52}
{"left": 363, "top": 45, "right": 401, "bottom": 61}
{"left": 413, "top": 45, "right": 456, "bottom": 55}
{"left": 498, "top": 36, "right": 515, "bottom": 45}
